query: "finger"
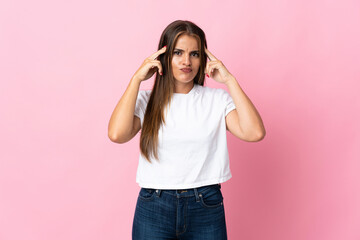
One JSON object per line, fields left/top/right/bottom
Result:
{"left": 155, "top": 62, "right": 163, "bottom": 75}
{"left": 149, "top": 46, "right": 167, "bottom": 60}
{"left": 205, "top": 61, "right": 216, "bottom": 75}
{"left": 205, "top": 48, "right": 217, "bottom": 61}
{"left": 204, "top": 62, "right": 210, "bottom": 76}
{"left": 207, "top": 61, "right": 218, "bottom": 68}
{"left": 150, "top": 60, "right": 163, "bottom": 75}
{"left": 208, "top": 66, "right": 215, "bottom": 77}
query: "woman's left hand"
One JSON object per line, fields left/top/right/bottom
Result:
{"left": 205, "top": 48, "right": 234, "bottom": 84}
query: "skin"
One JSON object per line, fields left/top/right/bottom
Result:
{"left": 204, "top": 48, "right": 266, "bottom": 141}
{"left": 108, "top": 46, "right": 166, "bottom": 143}
{"left": 108, "top": 34, "right": 266, "bottom": 143}
{"left": 169, "top": 35, "right": 266, "bottom": 141}
{"left": 171, "top": 34, "right": 200, "bottom": 94}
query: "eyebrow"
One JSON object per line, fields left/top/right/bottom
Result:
{"left": 174, "top": 48, "right": 199, "bottom": 53}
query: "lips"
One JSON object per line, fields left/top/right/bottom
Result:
{"left": 180, "top": 68, "right": 192, "bottom": 73}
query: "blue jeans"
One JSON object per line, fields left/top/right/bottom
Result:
{"left": 132, "top": 183, "right": 227, "bottom": 240}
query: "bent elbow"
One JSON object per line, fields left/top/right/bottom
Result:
{"left": 243, "top": 130, "right": 266, "bottom": 142}
{"left": 254, "top": 130, "right": 266, "bottom": 142}
{"left": 108, "top": 132, "right": 127, "bottom": 144}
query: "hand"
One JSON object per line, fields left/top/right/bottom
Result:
{"left": 132, "top": 46, "right": 167, "bottom": 82}
{"left": 205, "top": 48, "right": 234, "bottom": 84}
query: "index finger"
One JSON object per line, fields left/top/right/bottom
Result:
{"left": 149, "top": 46, "right": 167, "bottom": 60}
{"left": 205, "top": 48, "right": 218, "bottom": 61}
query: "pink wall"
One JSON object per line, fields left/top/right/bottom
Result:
{"left": 1, "top": 0, "right": 359, "bottom": 239}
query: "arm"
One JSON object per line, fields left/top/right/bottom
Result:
{"left": 204, "top": 48, "right": 266, "bottom": 142}
{"left": 108, "top": 46, "right": 166, "bottom": 143}
{"left": 108, "top": 77, "right": 142, "bottom": 143}
{"left": 225, "top": 77, "right": 266, "bottom": 142}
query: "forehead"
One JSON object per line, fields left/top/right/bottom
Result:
{"left": 174, "top": 34, "right": 199, "bottom": 50}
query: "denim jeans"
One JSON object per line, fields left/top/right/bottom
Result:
{"left": 132, "top": 183, "right": 227, "bottom": 240}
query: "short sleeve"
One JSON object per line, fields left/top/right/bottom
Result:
{"left": 134, "top": 90, "right": 151, "bottom": 125}
{"left": 223, "top": 90, "right": 236, "bottom": 116}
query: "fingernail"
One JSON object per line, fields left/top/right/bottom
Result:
{"left": 206, "top": 74, "right": 209, "bottom": 78}
{"left": 160, "top": 72, "right": 163, "bottom": 75}
{"left": 164, "top": 45, "right": 167, "bottom": 48}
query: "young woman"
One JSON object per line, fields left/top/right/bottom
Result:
{"left": 108, "top": 20, "right": 266, "bottom": 240}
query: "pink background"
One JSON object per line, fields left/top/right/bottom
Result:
{"left": 1, "top": 0, "right": 359, "bottom": 239}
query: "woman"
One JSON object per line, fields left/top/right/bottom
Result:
{"left": 108, "top": 20, "right": 266, "bottom": 240}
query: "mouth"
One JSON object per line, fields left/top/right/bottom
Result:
{"left": 180, "top": 68, "right": 192, "bottom": 73}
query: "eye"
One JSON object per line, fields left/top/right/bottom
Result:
{"left": 191, "top": 52, "right": 200, "bottom": 57}
{"left": 174, "top": 51, "right": 181, "bottom": 55}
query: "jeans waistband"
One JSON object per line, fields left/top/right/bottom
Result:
{"left": 144, "top": 183, "right": 221, "bottom": 201}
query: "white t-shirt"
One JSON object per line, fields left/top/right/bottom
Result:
{"left": 134, "top": 83, "right": 236, "bottom": 189}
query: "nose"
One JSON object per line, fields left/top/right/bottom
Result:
{"left": 182, "top": 53, "right": 191, "bottom": 66}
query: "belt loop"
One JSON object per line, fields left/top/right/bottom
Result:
{"left": 193, "top": 187, "right": 200, "bottom": 202}
{"left": 155, "top": 189, "right": 161, "bottom": 197}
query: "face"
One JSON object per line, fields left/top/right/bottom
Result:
{"left": 171, "top": 34, "right": 201, "bottom": 85}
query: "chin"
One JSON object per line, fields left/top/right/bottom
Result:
{"left": 176, "top": 75, "right": 196, "bottom": 82}
{"left": 176, "top": 79, "right": 194, "bottom": 84}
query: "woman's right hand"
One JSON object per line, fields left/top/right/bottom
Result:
{"left": 132, "top": 46, "right": 167, "bottom": 82}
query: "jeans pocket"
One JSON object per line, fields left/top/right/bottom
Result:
{"left": 199, "top": 185, "right": 224, "bottom": 208}
{"left": 138, "top": 188, "right": 156, "bottom": 201}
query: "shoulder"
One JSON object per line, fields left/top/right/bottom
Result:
{"left": 197, "top": 85, "right": 229, "bottom": 98}
{"left": 137, "top": 89, "right": 152, "bottom": 100}
{"left": 135, "top": 89, "right": 152, "bottom": 110}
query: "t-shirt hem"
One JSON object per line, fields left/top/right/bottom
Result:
{"left": 225, "top": 105, "right": 236, "bottom": 116}
{"left": 136, "top": 174, "right": 232, "bottom": 189}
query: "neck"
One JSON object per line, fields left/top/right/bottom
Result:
{"left": 174, "top": 81, "right": 194, "bottom": 94}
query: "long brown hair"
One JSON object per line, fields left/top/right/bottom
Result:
{"left": 140, "top": 20, "right": 208, "bottom": 163}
